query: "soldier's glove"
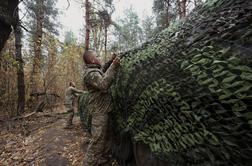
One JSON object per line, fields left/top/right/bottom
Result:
{"left": 112, "top": 57, "right": 120, "bottom": 67}
{"left": 111, "top": 53, "right": 117, "bottom": 60}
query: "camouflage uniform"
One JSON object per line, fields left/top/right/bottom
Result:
{"left": 64, "top": 86, "right": 83, "bottom": 127}
{"left": 83, "top": 62, "right": 119, "bottom": 166}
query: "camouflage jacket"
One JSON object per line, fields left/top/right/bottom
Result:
{"left": 64, "top": 86, "right": 83, "bottom": 105}
{"left": 83, "top": 63, "right": 119, "bottom": 115}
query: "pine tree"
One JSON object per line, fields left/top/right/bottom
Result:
{"left": 153, "top": 0, "right": 202, "bottom": 30}
{"left": 14, "top": 6, "right": 25, "bottom": 115}
{"left": 84, "top": 0, "right": 91, "bottom": 52}
{"left": 25, "top": 0, "right": 59, "bottom": 94}
{"left": 112, "top": 7, "right": 143, "bottom": 51}
{"left": 177, "top": 0, "right": 187, "bottom": 19}
{"left": 83, "top": 0, "right": 115, "bottom": 56}
{"left": 153, "top": 0, "right": 176, "bottom": 30}
{"left": 142, "top": 15, "right": 157, "bottom": 40}
{"left": 0, "top": 0, "right": 19, "bottom": 52}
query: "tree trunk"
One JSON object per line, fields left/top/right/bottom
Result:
{"left": 14, "top": 7, "right": 25, "bottom": 115}
{"left": 98, "top": 26, "right": 103, "bottom": 53}
{"left": 104, "top": 26, "right": 108, "bottom": 57}
{"left": 177, "top": 0, "right": 187, "bottom": 20}
{"left": 181, "top": 0, "right": 187, "bottom": 19}
{"left": 84, "top": 0, "right": 91, "bottom": 53}
{"left": 30, "top": 1, "right": 44, "bottom": 94}
{"left": 165, "top": 0, "right": 171, "bottom": 27}
{"left": 92, "top": 28, "right": 98, "bottom": 51}
{"left": 45, "top": 36, "right": 57, "bottom": 93}
{"left": 0, "top": 23, "right": 12, "bottom": 54}
{"left": 0, "top": 0, "right": 19, "bottom": 53}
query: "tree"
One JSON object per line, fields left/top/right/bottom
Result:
{"left": 142, "top": 15, "right": 157, "bottom": 40}
{"left": 42, "top": 34, "right": 59, "bottom": 97}
{"left": 64, "top": 30, "right": 76, "bottom": 46}
{"left": 177, "top": 0, "right": 187, "bottom": 19}
{"left": 14, "top": 6, "right": 25, "bottom": 115}
{"left": 153, "top": 0, "right": 176, "bottom": 30}
{"left": 25, "top": 0, "right": 59, "bottom": 94}
{"left": 83, "top": 0, "right": 115, "bottom": 57}
{"left": 153, "top": 0, "right": 203, "bottom": 30}
{"left": 56, "top": 34, "right": 84, "bottom": 97}
{"left": 84, "top": 0, "right": 91, "bottom": 52}
{"left": 0, "top": 0, "right": 19, "bottom": 52}
{"left": 0, "top": 34, "right": 19, "bottom": 117}
{"left": 112, "top": 7, "right": 143, "bottom": 51}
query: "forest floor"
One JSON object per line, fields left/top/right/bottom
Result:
{"left": 0, "top": 107, "right": 90, "bottom": 166}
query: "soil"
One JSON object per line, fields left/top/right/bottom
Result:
{"left": 0, "top": 108, "right": 90, "bottom": 166}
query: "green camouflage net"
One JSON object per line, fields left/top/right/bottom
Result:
{"left": 111, "top": 0, "right": 252, "bottom": 165}
{"left": 78, "top": 93, "right": 91, "bottom": 132}
{"left": 79, "top": 0, "right": 252, "bottom": 165}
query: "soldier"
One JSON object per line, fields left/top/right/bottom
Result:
{"left": 83, "top": 50, "right": 120, "bottom": 166}
{"left": 64, "top": 81, "right": 84, "bottom": 129}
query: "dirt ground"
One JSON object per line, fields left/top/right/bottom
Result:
{"left": 0, "top": 109, "right": 90, "bottom": 166}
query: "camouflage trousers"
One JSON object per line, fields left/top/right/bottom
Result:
{"left": 83, "top": 114, "right": 111, "bottom": 166}
{"left": 65, "top": 104, "right": 74, "bottom": 126}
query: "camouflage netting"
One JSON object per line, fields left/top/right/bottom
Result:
{"left": 79, "top": 0, "right": 252, "bottom": 165}
{"left": 78, "top": 93, "right": 91, "bottom": 132}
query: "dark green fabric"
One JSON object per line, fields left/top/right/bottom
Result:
{"left": 78, "top": 92, "right": 91, "bottom": 132}
{"left": 79, "top": 0, "right": 252, "bottom": 165}
{"left": 110, "top": 0, "right": 252, "bottom": 165}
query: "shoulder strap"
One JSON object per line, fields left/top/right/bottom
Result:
{"left": 83, "top": 68, "right": 103, "bottom": 85}
{"left": 84, "top": 68, "right": 103, "bottom": 79}
{"left": 88, "top": 68, "right": 103, "bottom": 75}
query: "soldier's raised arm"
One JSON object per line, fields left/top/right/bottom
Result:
{"left": 70, "top": 87, "right": 84, "bottom": 96}
{"left": 86, "top": 57, "right": 120, "bottom": 90}
{"left": 102, "top": 53, "right": 117, "bottom": 73}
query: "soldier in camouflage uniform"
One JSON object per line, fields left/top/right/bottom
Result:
{"left": 83, "top": 50, "right": 120, "bottom": 166}
{"left": 64, "top": 81, "right": 84, "bottom": 129}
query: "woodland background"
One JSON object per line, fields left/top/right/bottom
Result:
{"left": 0, "top": 0, "right": 204, "bottom": 119}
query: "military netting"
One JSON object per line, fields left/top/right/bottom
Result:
{"left": 79, "top": 0, "right": 252, "bottom": 165}
{"left": 111, "top": 0, "right": 252, "bottom": 165}
{"left": 78, "top": 93, "right": 91, "bottom": 132}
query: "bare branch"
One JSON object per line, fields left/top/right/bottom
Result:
{"left": 13, "top": 0, "right": 24, "bottom": 18}
{"left": 19, "top": 22, "right": 30, "bottom": 32}
{"left": 66, "top": 0, "right": 71, "bottom": 10}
